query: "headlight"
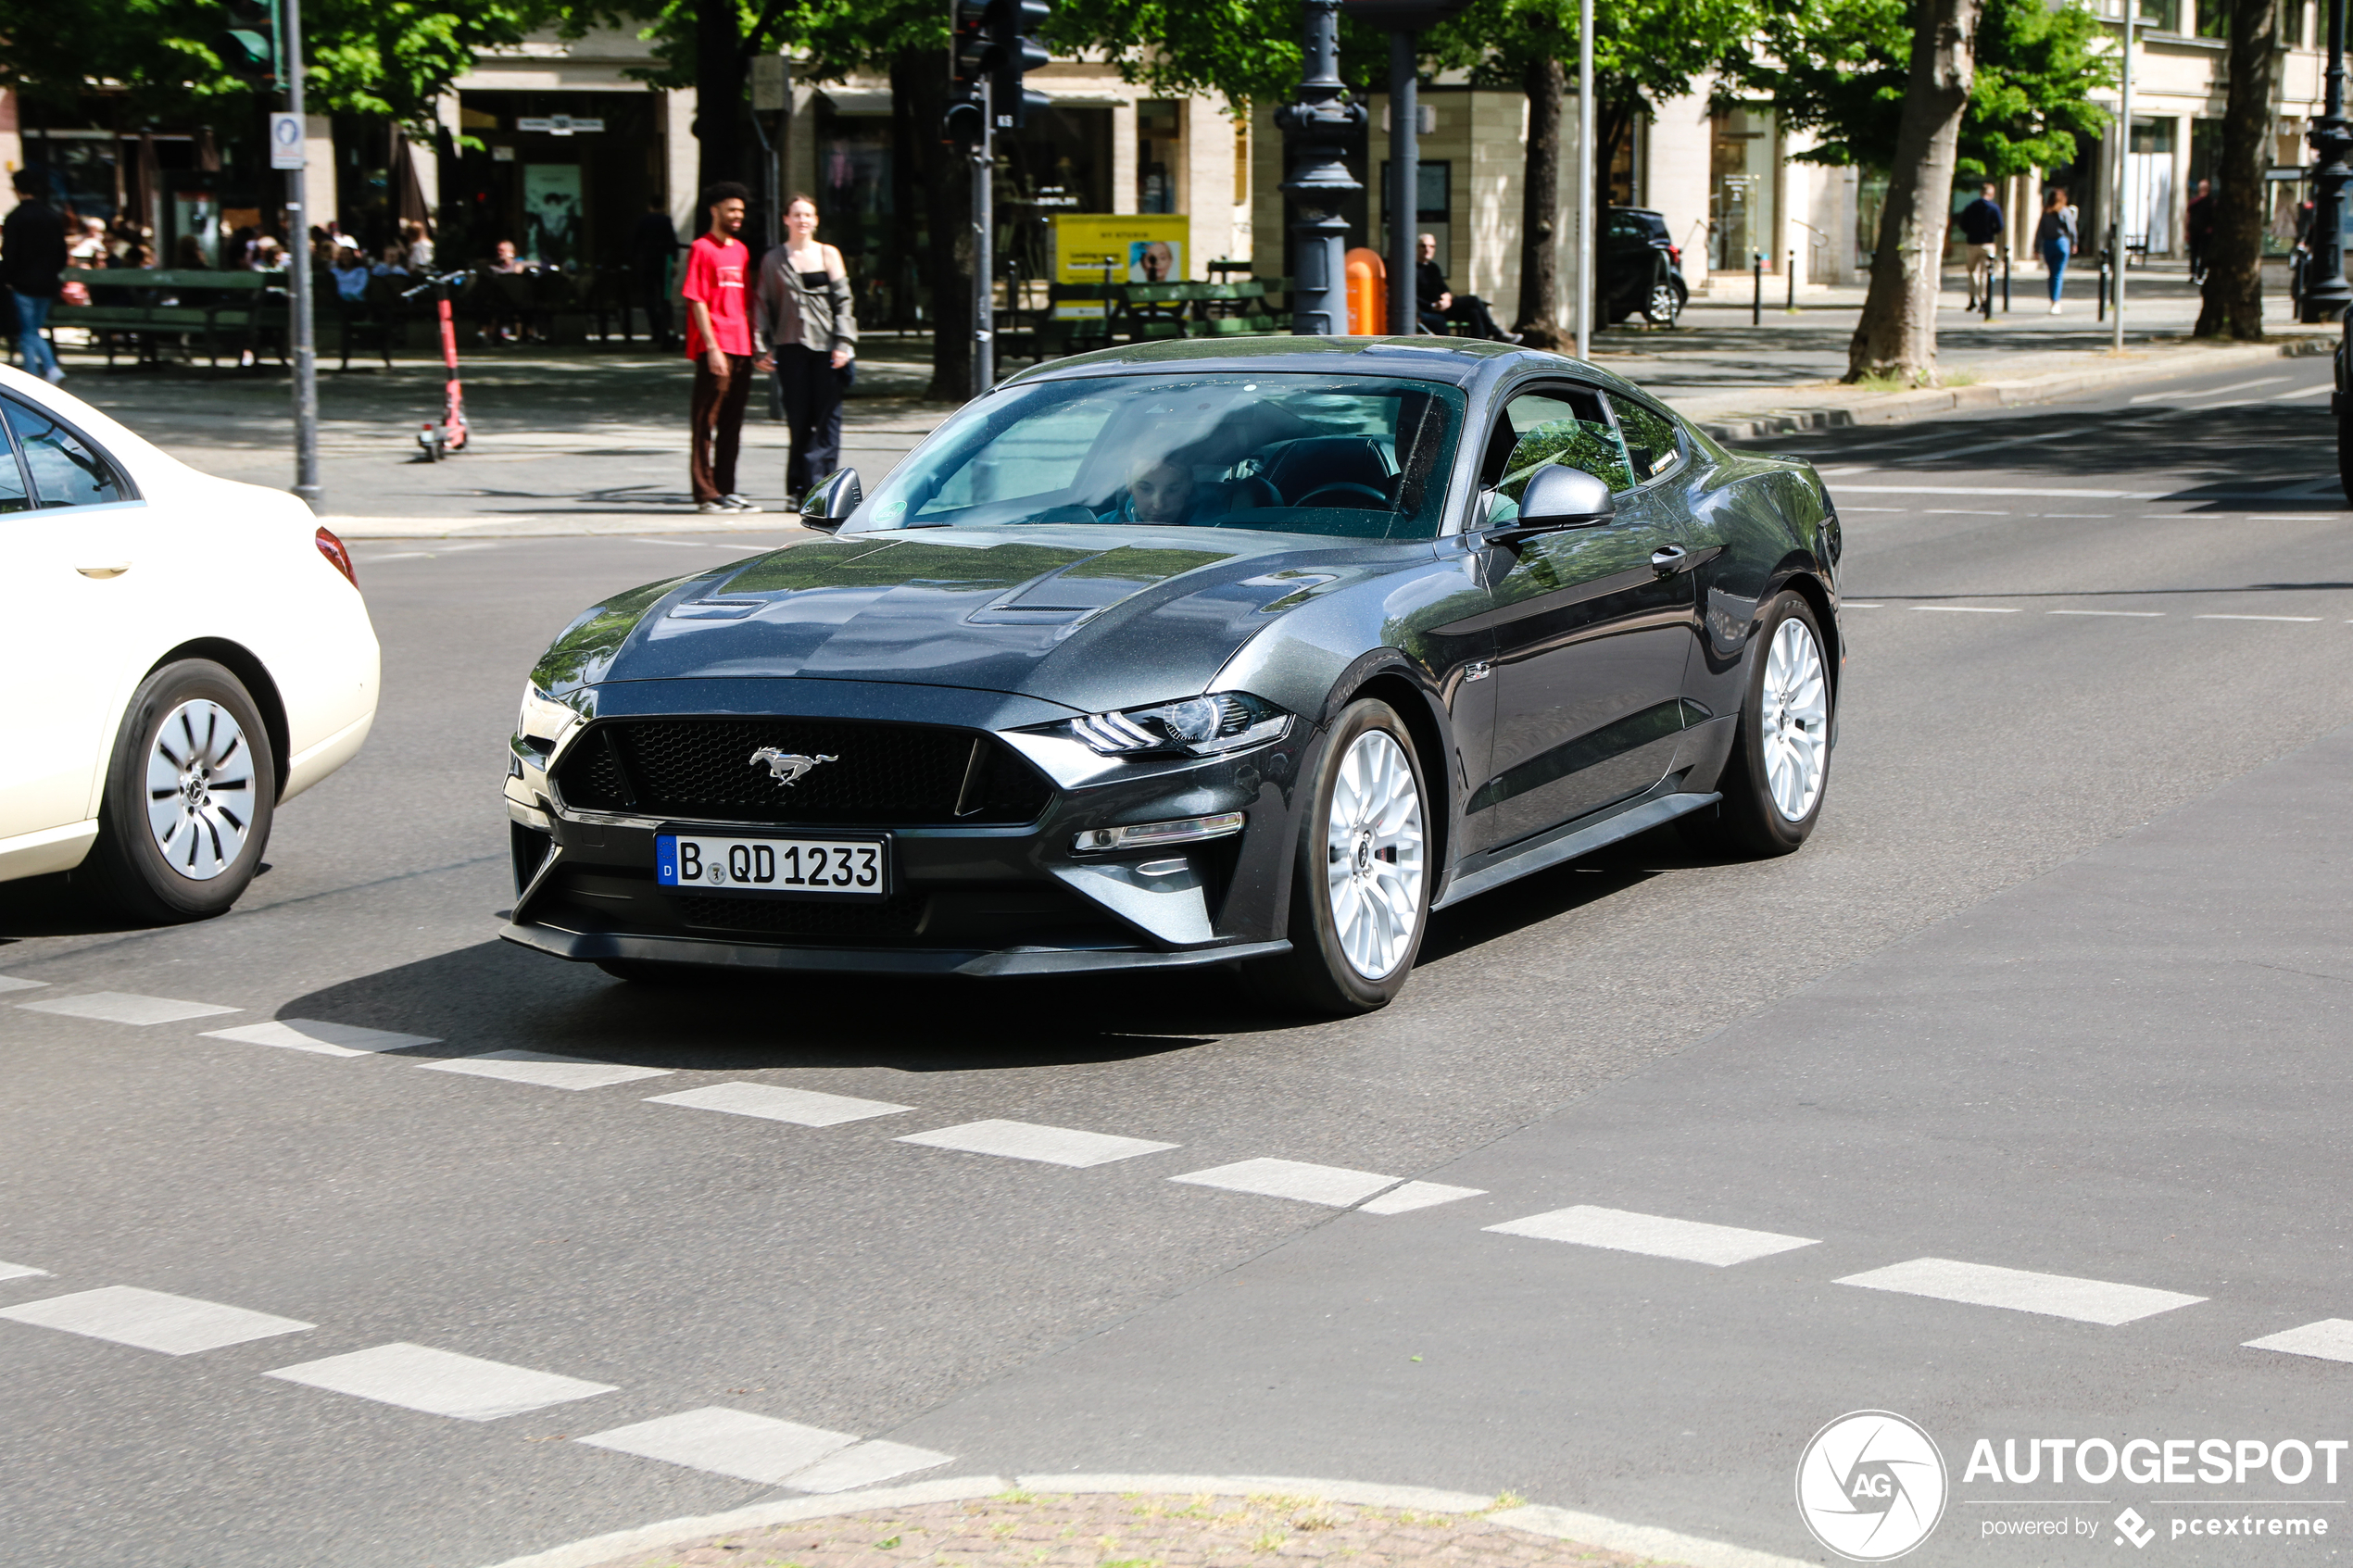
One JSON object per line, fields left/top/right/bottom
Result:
{"left": 1068, "top": 692, "right": 1291, "bottom": 757}
{"left": 517, "top": 684, "right": 584, "bottom": 748}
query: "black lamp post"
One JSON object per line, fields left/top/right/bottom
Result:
{"left": 1277, "top": 0, "right": 1364, "bottom": 334}
{"left": 2303, "top": 0, "right": 2352, "bottom": 320}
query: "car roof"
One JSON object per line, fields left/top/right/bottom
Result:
{"left": 999, "top": 335, "right": 1634, "bottom": 395}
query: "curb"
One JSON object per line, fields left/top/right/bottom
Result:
{"left": 472, "top": 1470, "right": 1820, "bottom": 1568}
{"left": 1680, "top": 332, "right": 2334, "bottom": 441}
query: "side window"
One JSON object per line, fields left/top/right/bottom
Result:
{"left": 0, "top": 422, "right": 30, "bottom": 514}
{"left": 1608, "top": 395, "right": 1684, "bottom": 484}
{"left": 1479, "top": 386, "right": 1632, "bottom": 524}
{"left": 1, "top": 399, "right": 126, "bottom": 508}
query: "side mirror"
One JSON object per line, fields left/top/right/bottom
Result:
{"left": 798, "top": 468, "right": 862, "bottom": 533}
{"left": 1491, "top": 464, "right": 1615, "bottom": 544}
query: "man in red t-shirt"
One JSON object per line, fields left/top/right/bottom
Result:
{"left": 682, "top": 182, "right": 759, "bottom": 512}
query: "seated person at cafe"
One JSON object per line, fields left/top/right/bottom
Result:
{"left": 1415, "top": 232, "right": 1518, "bottom": 343}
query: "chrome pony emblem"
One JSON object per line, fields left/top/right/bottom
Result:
{"left": 748, "top": 746, "right": 837, "bottom": 787}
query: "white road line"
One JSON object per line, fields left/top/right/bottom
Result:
{"left": 646, "top": 1082, "right": 913, "bottom": 1126}
{"left": 1834, "top": 507, "right": 1908, "bottom": 513}
{"left": 578, "top": 1408, "right": 859, "bottom": 1483}
{"left": 2247, "top": 513, "right": 2353, "bottom": 521}
{"left": 1912, "top": 429, "right": 2077, "bottom": 463}
{"left": 2271, "top": 383, "right": 2335, "bottom": 400}
{"left": 1358, "top": 1181, "right": 1487, "bottom": 1215}
{"left": 2245, "top": 1319, "right": 2353, "bottom": 1363}
{"left": 1838, "top": 485, "right": 2157, "bottom": 499}
{"left": 1484, "top": 1205, "right": 1819, "bottom": 1267}
{"left": 2129, "top": 376, "right": 2287, "bottom": 403}
{"left": 0, "top": 1286, "right": 313, "bottom": 1354}
{"left": 2196, "top": 613, "right": 2322, "bottom": 622}
{"left": 2049, "top": 609, "right": 2164, "bottom": 617}
{"left": 1924, "top": 509, "right": 2010, "bottom": 516}
{"left": 19, "top": 992, "right": 240, "bottom": 1025}
{"left": 0, "top": 975, "right": 47, "bottom": 993}
{"left": 2038, "top": 513, "right": 2113, "bottom": 518}
{"left": 1172, "top": 1158, "right": 1401, "bottom": 1208}
{"left": 785, "top": 1439, "right": 959, "bottom": 1493}
{"left": 0, "top": 1261, "right": 51, "bottom": 1282}
{"left": 202, "top": 1019, "right": 442, "bottom": 1057}
{"left": 1914, "top": 606, "right": 2021, "bottom": 614}
{"left": 1810, "top": 466, "right": 1877, "bottom": 477}
{"left": 418, "top": 1050, "right": 674, "bottom": 1090}
{"left": 360, "top": 551, "right": 437, "bottom": 562}
{"left": 896, "top": 1120, "right": 1177, "bottom": 1168}
{"left": 1835, "top": 1257, "right": 2205, "bottom": 1324}
{"left": 265, "top": 1342, "right": 616, "bottom": 1420}
{"left": 1842, "top": 602, "right": 1886, "bottom": 608}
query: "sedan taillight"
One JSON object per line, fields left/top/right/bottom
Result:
{"left": 315, "top": 526, "right": 358, "bottom": 587}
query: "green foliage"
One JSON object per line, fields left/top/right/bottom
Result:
{"left": 1728, "top": 0, "right": 2113, "bottom": 181}
{"left": 1501, "top": 419, "right": 1631, "bottom": 496}
{"left": 546, "top": 0, "right": 940, "bottom": 92}
{"left": 1439, "top": 0, "right": 1762, "bottom": 117}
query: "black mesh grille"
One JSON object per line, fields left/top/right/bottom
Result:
{"left": 553, "top": 719, "right": 1051, "bottom": 826}
{"left": 672, "top": 891, "right": 927, "bottom": 938}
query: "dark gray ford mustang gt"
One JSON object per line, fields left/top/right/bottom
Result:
{"left": 502, "top": 337, "right": 1842, "bottom": 1012}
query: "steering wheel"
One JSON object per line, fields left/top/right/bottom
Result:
{"left": 1291, "top": 481, "right": 1391, "bottom": 510}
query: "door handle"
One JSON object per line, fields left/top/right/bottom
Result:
{"left": 1650, "top": 545, "right": 1690, "bottom": 577}
{"left": 76, "top": 561, "right": 132, "bottom": 579}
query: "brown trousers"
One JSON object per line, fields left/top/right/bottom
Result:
{"left": 689, "top": 353, "right": 754, "bottom": 502}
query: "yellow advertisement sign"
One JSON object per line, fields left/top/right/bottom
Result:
{"left": 1051, "top": 215, "right": 1191, "bottom": 285}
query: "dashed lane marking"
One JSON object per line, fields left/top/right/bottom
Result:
{"left": 265, "top": 1342, "right": 616, "bottom": 1421}
{"left": 2129, "top": 377, "right": 2289, "bottom": 403}
{"left": 201, "top": 1019, "right": 443, "bottom": 1057}
{"left": 1359, "top": 1181, "right": 1488, "bottom": 1215}
{"left": 0, "top": 1261, "right": 51, "bottom": 1283}
{"left": 0, "top": 975, "right": 46, "bottom": 993}
{"left": 19, "top": 992, "right": 240, "bottom": 1025}
{"left": 2051, "top": 609, "right": 2163, "bottom": 617}
{"left": 2196, "top": 613, "right": 2323, "bottom": 622}
{"left": 895, "top": 1119, "right": 1178, "bottom": 1168}
{"left": 646, "top": 1082, "right": 914, "bottom": 1126}
{"left": 1173, "top": 1158, "right": 1401, "bottom": 1208}
{"left": 1923, "top": 508, "right": 2010, "bottom": 516}
{"left": 578, "top": 1408, "right": 862, "bottom": 1484}
{"left": 1914, "top": 606, "right": 2021, "bottom": 614}
{"left": 785, "top": 1438, "right": 959, "bottom": 1493}
{"left": 1485, "top": 1205, "right": 1819, "bottom": 1267}
{"left": 0, "top": 1286, "right": 313, "bottom": 1354}
{"left": 2272, "top": 384, "right": 2336, "bottom": 400}
{"left": 1835, "top": 1257, "right": 2206, "bottom": 1325}
{"left": 2243, "top": 1319, "right": 2353, "bottom": 1363}
{"left": 419, "top": 1050, "right": 674, "bottom": 1090}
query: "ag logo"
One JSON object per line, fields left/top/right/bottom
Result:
{"left": 1795, "top": 1411, "right": 1948, "bottom": 1562}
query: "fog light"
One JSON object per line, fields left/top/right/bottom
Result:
{"left": 1072, "top": 811, "right": 1245, "bottom": 853}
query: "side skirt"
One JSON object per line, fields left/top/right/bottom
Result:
{"left": 1430, "top": 786, "right": 1721, "bottom": 911}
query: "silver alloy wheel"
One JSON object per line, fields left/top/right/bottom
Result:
{"left": 145, "top": 698, "right": 257, "bottom": 880}
{"left": 1760, "top": 617, "right": 1830, "bottom": 822}
{"left": 1647, "top": 282, "right": 1680, "bottom": 322}
{"left": 1324, "top": 729, "right": 1426, "bottom": 980}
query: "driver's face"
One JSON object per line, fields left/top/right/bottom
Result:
{"left": 1129, "top": 463, "right": 1194, "bottom": 522}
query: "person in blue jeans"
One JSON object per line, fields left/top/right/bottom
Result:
{"left": 2, "top": 169, "right": 66, "bottom": 382}
{"left": 2034, "top": 187, "right": 2077, "bottom": 316}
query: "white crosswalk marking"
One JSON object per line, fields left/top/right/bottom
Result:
{"left": 0, "top": 975, "right": 46, "bottom": 993}
{"left": 786, "top": 1439, "right": 957, "bottom": 1493}
{"left": 0, "top": 1286, "right": 313, "bottom": 1354}
{"left": 896, "top": 1120, "right": 1177, "bottom": 1168}
{"left": 19, "top": 992, "right": 240, "bottom": 1025}
{"left": 265, "top": 1342, "right": 616, "bottom": 1420}
{"left": 2244, "top": 1320, "right": 2353, "bottom": 1363}
{"left": 202, "top": 1020, "right": 442, "bottom": 1057}
{"left": 418, "top": 1050, "right": 673, "bottom": 1090}
{"left": 579, "top": 1408, "right": 860, "bottom": 1482}
{"left": 1485, "top": 1205, "right": 1819, "bottom": 1266}
{"left": 1359, "top": 1181, "right": 1486, "bottom": 1215}
{"left": 1172, "top": 1158, "right": 1400, "bottom": 1207}
{"left": 0, "top": 1261, "right": 51, "bottom": 1283}
{"left": 647, "top": 1082, "right": 913, "bottom": 1126}
{"left": 1835, "top": 1258, "right": 2205, "bottom": 1324}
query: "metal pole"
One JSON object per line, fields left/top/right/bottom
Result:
{"left": 2303, "top": 0, "right": 2352, "bottom": 320}
{"left": 1277, "top": 0, "right": 1363, "bottom": 335}
{"left": 1574, "top": 0, "right": 1593, "bottom": 358}
{"left": 972, "top": 77, "right": 993, "bottom": 396}
{"left": 2002, "top": 245, "right": 2010, "bottom": 312}
{"left": 1751, "top": 251, "right": 1761, "bottom": 326}
{"left": 282, "top": 0, "right": 319, "bottom": 509}
{"left": 1787, "top": 249, "right": 1796, "bottom": 310}
{"left": 2112, "top": 5, "right": 2131, "bottom": 350}
{"left": 1388, "top": 30, "right": 1416, "bottom": 336}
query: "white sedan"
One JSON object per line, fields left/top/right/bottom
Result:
{"left": 0, "top": 366, "right": 379, "bottom": 919}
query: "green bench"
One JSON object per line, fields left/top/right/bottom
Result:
{"left": 51, "top": 270, "right": 287, "bottom": 370}
{"left": 1011, "top": 277, "right": 1288, "bottom": 364}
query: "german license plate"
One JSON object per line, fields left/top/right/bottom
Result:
{"left": 654, "top": 832, "right": 890, "bottom": 899}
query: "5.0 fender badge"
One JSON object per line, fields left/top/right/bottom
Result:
{"left": 749, "top": 746, "right": 838, "bottom": 786}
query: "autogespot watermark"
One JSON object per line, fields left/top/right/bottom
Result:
{"left": 1797, "top": 1414, "right": 2345, "bottom": 1558}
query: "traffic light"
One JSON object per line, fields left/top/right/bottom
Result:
{"left": 216, "top": 0, "right": 279, "bottom": 85}
{"left": 988, "top": 0, "right": 1052, "bottom": 131}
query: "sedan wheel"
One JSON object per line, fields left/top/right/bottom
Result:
{"left": 88, "top": 659, "right": 277, "bottom": 922}
{"left": 1759, "top": 616, "right": 1830, "bottom": 822}
{"left": 1679, "top": 591, "right": 1832, "bottom": 858}
{"left": 1250, "top": 697, "right": 1430, "bottom": 1014}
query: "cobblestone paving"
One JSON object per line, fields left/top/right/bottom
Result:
{"left": 591, "top": 1491, "right": 1678, "bottom": 1568}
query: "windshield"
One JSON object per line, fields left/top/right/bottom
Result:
{"left": 854, "top": 373, "right": 1466, "bottom": 542}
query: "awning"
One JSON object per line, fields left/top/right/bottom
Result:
{"left": 820, "top": 90, "right": 893, "bottom": 117}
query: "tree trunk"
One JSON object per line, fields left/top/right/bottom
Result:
{"left": 1592, "top": 98, "right": 1631, "bottom": 334}
{"left": 893, "top": 50, "right": 972, "bottom": 400}
{"left": 693, "top": 0, "right": 749, "bottom": 199}
{"left": 1515, "top": 57, "right": 1565, "bottom": 347}
{"left": 2196, "top": 0, "right": 2277, "bottom": 339}
{"left": 1846, "top": 0, "right": 1982, "bottom": 383}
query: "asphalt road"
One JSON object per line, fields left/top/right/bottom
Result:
{"left": 2, "top": 356, "right": 2349, "bottom": 1567}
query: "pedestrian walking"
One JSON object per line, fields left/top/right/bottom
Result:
{"left": 1957, "top": 182, "right": 2004, "bottom": 309}
{"left": 755, "top": 194, "right": 857, "bottom": 507}
{"left": 3, "top": 170, "right": 68, "bottom": 383}
{"left": 2184, "top": 179, "right": 2215, "bottom": 284}
{"left": 683, "top": 182, "right": 759, "bottom": 515}
{"left": 2034, "top": 188, "right": 2076, "bottom": 315}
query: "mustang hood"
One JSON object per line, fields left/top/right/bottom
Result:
{"left": 534, "top": 525, "right": 1428, "bottom": 713}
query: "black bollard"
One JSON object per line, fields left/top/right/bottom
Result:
{"left": 1752, "top": 252, "right": 1762, "bottom": 326}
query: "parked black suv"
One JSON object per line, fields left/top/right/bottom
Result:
{"left": 1603, "top": 207, "right": 1689, "bottom": 326}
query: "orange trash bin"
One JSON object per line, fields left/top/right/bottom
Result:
{"left": 1344, "top": 247, "right": 1387, "bottom": 335}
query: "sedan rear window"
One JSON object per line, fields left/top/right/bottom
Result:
{"left": 859, "top": 374, "right": 1466, "bottom": 542}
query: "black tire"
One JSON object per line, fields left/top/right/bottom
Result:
{"left": 1679, "top": 591, "right": 1832, "bottom": 859}
{"left": 1246, "top": 698, "right": 1432, "bottom": 1015}
{"left": 86, "top": 659, "right": 277, "bottom": 923}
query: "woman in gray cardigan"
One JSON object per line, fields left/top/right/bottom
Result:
{"left": 755, "top": 194, "right": 858, "bottom": 502}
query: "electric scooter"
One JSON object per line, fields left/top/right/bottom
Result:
{"left": 402, "top": 269, "right": 472, "bottom": 461}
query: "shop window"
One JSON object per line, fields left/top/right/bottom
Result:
{"left": 1138, "top": 100, "right": 1182, "bottom": 214}
{"left": 1708, "top": 108, "right": 1776, "bottom": 272}
{"left": 2136, "top": 0, "right": 2180, "bottom": 32}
